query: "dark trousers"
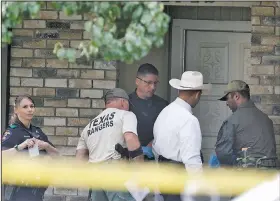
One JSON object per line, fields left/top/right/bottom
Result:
{"left": 157, "top": 156, "right": 231, "bottom": 201}
{"left": 162, "top": 194, "right": 181, "bottom": 201}
{"left": 158, "top": 155, "right": 184, "bottom": 201}
{"left": 4, "top": 186, "right": 46, "bottom": 201}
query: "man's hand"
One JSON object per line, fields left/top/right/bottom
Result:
{"left": 142, "top": 146, "right": 154, "bottom": 159}
{"left": 147, "top": 141, "right": 153, "bottom": 147}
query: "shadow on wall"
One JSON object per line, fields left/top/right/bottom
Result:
{"left": 118, "top": 46, "right": 169, "bottom": 101}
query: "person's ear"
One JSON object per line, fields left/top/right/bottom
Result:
{"left": 120, "top": 99, "right": 125, "bottom": 109}
{"left": 234, "top": 92, "right": 240, "bottom": 100}
{"left": 135, "top": 77, "right": 139, "bottom": 86}
{"left": 195, "top": 91, "right": 201, "bottom": 99}
{"left": 14, "top": 107, "right": 18, "bottom": 114}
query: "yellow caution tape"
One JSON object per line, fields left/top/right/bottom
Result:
{"left": 2, "top": 154, "right": 278, "bottom": 196}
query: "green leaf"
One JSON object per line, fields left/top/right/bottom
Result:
{"left": 140, "top": 11, "right": 152, "bottom": 25}
{"left": 92, "top": 25, "right": 102, "bottom": 43}
{"left": 2, "top": 1, "right": 170, "bottom": 64}
{"left": 57, "top": 48, "right": 66, "bottom": 58}
{"left": 154, "top": 38, "right": 164, "bottom": 48}
{"left": 147, "top": 22, "right": 157, "bottom": 33}
{"left": 125, "top": 41, "right": 133, "bottom": 52}
{"left": 63, "top": 6, "right": 74, "bottom": 16}
{"left": 95, "top": 17, "right": 104, "bottom": 27}
{"left": 132, "top": 5, "right": 143, "bottom": 20}
{"left": 145, "top": 2, "right": 158, "bottom": 9}
{"left": 103, "top": 32, "right": 113, "bottom": 44}
{"left": 99, "top": 2, "right": 110, "bottom": 12}
{"left": 53, "top": 42, "right": 63, "bottom": 54}
{"left": 84, "top": 21, "right": 93, "bottom": 32}
{"left": 28, "top": 3, "right": 40, "bottom": 18}
{"left": 89, "top": 45, "right": 98, "bottom": 55}
{"left": 66, "top": 49, "right": 77, "bottom": 62}
{"left": 110, "top": 4, "right": 121, "bottom": 19}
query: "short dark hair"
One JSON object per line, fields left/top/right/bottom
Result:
{"left": 239, "top": 90, "right": 250, "bottom": 100}
{"left": 136, "top": 63, "right": 158, "bottom": 77}
{"left": 179, "top": 90, "right": 202, "bottom": 96}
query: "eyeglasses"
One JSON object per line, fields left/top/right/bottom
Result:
{"left": 137, "top": 77, "right": 159, "bottom": 86}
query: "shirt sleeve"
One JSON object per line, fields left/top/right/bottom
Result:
{"left": 1, "top": 128, "right": 18, "bottom": 150}
{"left": 122, "top": 111, "right": 138, "bottom": 135}
{"left": 215, "top": 120, "right": 236, "bottom": 166}
{"left": 76, "top": 125, "right": 89, "bottom": 150}
{"left": 179, "top": 117, "right": 202, "bottom": 172}
{"left": 36, "top": 128, "right": 56, "bottom": 148}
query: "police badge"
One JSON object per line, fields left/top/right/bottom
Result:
{"left": 2, "top": 130, "right": 11, "bottom": 142}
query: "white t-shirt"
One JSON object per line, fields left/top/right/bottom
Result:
{"left": 77, "top": 108, "right": 138, "bottom": 163}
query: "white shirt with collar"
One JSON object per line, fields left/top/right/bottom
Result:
{"left": 152, "top": 97, "right": 202, "bottom": 172}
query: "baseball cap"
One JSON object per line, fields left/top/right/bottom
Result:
{"left": 219, "top": 80, "right": 250, "bottom": 101}
{"left": 103, "top": 88, "right": 129, "bottom": 102}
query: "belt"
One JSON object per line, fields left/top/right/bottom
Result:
{"left": 237, "top": 156, "right": 279, "bottom": 169}
{"left": 158, "top": 155, "right": 184, "bottom": 166}
{"left": 256, "top": 157, "right": 278, "bottom": 169}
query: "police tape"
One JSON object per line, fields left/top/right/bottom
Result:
{"left": 2, "top": 154, "right": 279, "bottom": 196}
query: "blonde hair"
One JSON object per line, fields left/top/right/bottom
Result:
{"left": 9, "top": 94, "right": 35, "bottom": 125}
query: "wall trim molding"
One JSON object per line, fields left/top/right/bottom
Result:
{"left": 163, "top": 1, "right": 259, "bottom": 7}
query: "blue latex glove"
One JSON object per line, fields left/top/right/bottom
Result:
{"left": 208, "top": 153, "right": 220, "bottom": 168}
{"left": 142, "top": 146, "right": 154, "bottom": 159}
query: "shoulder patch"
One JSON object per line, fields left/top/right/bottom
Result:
{"left": 9, "top": 124, "right": 17, "bottom": 129}
{"left": 2, "top": 129, "right": 12, "bottom": 142}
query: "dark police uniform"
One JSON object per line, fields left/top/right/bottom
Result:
{"left": 2, "top": 120, "right": 54, "bottom": 201}
{"left": 129, "top": 91, "right": 168, "bottom": 146}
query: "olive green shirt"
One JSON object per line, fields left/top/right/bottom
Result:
{"left": 215, "top": 100, "right": 277, "bottom": 165}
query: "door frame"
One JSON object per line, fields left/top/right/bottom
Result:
{"left": 170, "top": 19, "right": 251, "bottom": 101}
{"left": 1, "top": 45, "right": 10, "bottom": 133}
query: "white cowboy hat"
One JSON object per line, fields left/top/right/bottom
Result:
{"left": 169, "top": 71, "right": 212, "bottom": 92}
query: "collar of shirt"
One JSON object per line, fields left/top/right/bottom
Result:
{"left": 130, "top": 89, "right": 154, "bottom": 101}
{"left": 15, "top": 119, "right": 32, "bottom": 130}
{"left": 174, "top": 97, "right": 193, "bottom": 114}
{"left": 238, "top": 100, "right": 255, "bottom": 109}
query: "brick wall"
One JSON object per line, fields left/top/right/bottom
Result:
{"left": 9, "top": 2, "right": 116, "bottom": 200}
{"left": 7, "top": 2, "right": 280, "bottom": 201}
{"left": 250, "top": 2, "right": 280, "bottom": 157}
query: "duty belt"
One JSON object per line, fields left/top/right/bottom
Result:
{"left": 237, "top": 156, "right": 279, "bottom": 169}
{"left": 158, "top": 155, "right": 184, "bottom": 166}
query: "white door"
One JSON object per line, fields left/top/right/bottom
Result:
{"left": 188, "top": 31, "right": 251, "bottom": 161}
{"left": 170, "top": 20, "right": 251, "bottom": 162}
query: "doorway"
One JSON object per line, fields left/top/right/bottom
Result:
{"left": 170, "top": 19, "right": 251, "bottom": 160}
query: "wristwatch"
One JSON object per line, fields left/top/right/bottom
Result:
{"left": 14, "top": 144, "right": 20, "bottom": 151}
